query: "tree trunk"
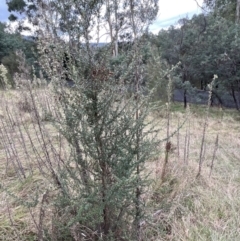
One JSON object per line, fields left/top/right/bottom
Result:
{"left": 114, "top": 0, "right": 119, "bottom": 57}
{"left": 201, "top": 80, "right": 204, "bottom": 90}
{"left": 231, "top": 86, "right": 239, "bottom": 110}
{"left": 236, "top": 0, "right": 240, "bottom": 24}
{"left": 182, "top": 67, "right": 188, "bottom": 108}
{"left": 184, "top": 89, "right": 187, "bottom": 108}
{"left": 212, "top": 90, "right": 223, "bottom": 108}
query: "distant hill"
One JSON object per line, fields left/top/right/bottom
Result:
{"left": 21, "top": 35, "right": 108, "bottom": 48}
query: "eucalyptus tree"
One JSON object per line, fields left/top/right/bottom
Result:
{"left": 152, "top": 14, "right": 210, "bottom": 107}
{"left": 152, "top": 12, "right": 240, "bottom": 109}
{"left": 209, "top": 17, "right": 240, "bottom": 109}
{"left": 237, "top": 0, "right": 240, "bottom": 23}
{"left": 203, "top": 0, "right": 240, "bottom": 23}
{"left": 189, "top": 14, "right": 240, "bottom": 109}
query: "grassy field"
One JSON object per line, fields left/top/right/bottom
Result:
{"left": 0, "top": 88, "right": 240, "bottom": 240}
{"left": 143, "top": 103, "right": 240, "bottom": 240}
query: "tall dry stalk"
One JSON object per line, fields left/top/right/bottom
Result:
{"left": 197, "top": 75, "right": 218, "bottom": 178}
{"left": 209, "top": 134, "right": 219, "bottom": 178}
{"left": 184, "top": 105, "right": 191, "bottom": 165}
{"left": 161, "top": 74, "right": 172, "bottom": 181}
{"left": 0, "top": 51, "right": 66, "bottom": 239}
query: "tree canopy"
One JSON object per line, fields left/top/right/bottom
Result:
{"left": 150, "top": 12, "right": 240, "bottom": 108}
{"left": 0, "top": 21, "right": 37, "bottom": 86}
{"left": 203, "top": 0, "right": 240, "bottom": 23}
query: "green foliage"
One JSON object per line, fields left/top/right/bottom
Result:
{"left": 146, "top": 46, "right": 170, "bottom": 102}
{"left": 7, "top": 0, "right": 29, "bottom": 23}
{"left": 151, "top": 13, "right": 240, "bottom": 108}
{"left": 51, "top": 83, "right": 158, "bottom": 240}
{"left": 1, "top": 52, "right": 19, "bottom": 86}
{"left": 44, "top": 40, "right": 159, "bottom": 238}
{"left": 7, "top": 0, "right": 27, "bottom": 13}
{"left": 0, "top": 22, "right": 38, "bottom": 87}
{"left": 31, "top": 0, "right": 160, "bottom": 239}
{"left": 204, "top": 0, "right": 237, "bottom": 22}
{"left": 0, "top": 22, "right": 20, "bottom": 86}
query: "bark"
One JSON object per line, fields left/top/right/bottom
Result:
{"left": 184, "top": 89, "right": 187, "bottom": 109}
{"left": 231, "top": 86, "right": 239, "bottom": 110}
{"left": 114, "top": 0, "right": 119, "bottom": 57}
{"left": 182, "top": 66, "right": 188, "bottom": 108}
{"left": 211, "top": 90, "right": 223, "bottom": 108}
{"left": 236, "top": 0, "right": 240, "bottom": 24}
{"left": 90, "top": 88, "right": 111, "bottom": 235}
{"left": 106, "top": 0, "right": 119, "bottom": 57}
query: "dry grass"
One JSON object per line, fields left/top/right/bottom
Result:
{"left": 142, "top": 105, "right": 240, "bottom": 240}
{"left": 0, "top": 88, "right": 240, "bottom": 240}
{"left": 0, "top": 87, "right": 65, "bottom": 240}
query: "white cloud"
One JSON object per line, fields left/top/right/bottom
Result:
{"left": 158, "top": 0, "right": 203, "bottom": 20}
{"left": 7, "top": 19, "right": 37, "bottom": 35}
{"left": 150, "top": 0, "right": 203, "bottom": 33}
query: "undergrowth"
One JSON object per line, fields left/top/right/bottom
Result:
{"left": 0, "top": 87, "right": 240, "bottom": 240}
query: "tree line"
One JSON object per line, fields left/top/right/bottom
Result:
{"left": 149, "top": 13, "right": 240, "bottom": 109}
{"left": 1, "top": 0, "right": 240, "bottom": 109}
{"left": 0, "top": 22, "right": 37, "bottom": 87}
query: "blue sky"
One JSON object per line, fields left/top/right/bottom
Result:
{"left": 0, "top": 0, "right": 203, "bottom": 32}
{"left": 0, "top": 1, "right": 9, "bottom": 22}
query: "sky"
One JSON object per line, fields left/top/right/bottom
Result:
{"left": 150, "top": 0, "right": 203, "bottom": 33}
{"left": 0, "top": 0, "right": 203, "bottom": 34}
{"left": 0, "top": 1, "right": 9, "bottom": 22}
